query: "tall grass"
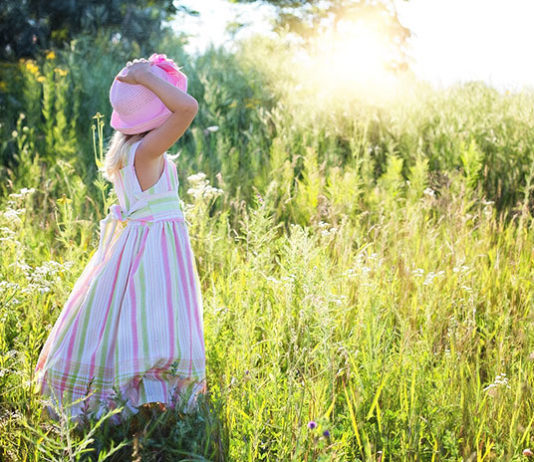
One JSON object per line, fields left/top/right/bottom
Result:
{"left": 2, "top": 30, "right": 534, "bottom": 460}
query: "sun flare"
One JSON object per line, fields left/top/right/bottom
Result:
{"left": 291, "top": 17, "right": 405, "bottom": 104}
{"left": 324, "top": 21, "right": 392, "bottom": 82}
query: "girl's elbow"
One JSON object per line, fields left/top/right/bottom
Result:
{"left": 185, "top": 97, "right": 199, "bottom": 114}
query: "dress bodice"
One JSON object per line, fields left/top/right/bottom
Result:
{"left": 112, "top": 140, "right": 181, "bottom": 214}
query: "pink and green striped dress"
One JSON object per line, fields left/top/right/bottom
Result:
{"left": 34, "top": 139, "right": 207, "bottom": 421}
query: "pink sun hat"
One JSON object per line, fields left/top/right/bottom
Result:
{"left": 109, "top": 53, "right": 188, "bottom": 135}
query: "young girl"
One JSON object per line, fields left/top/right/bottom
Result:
{"left": 33, "top": 54, "right": 207, "bottom": 424}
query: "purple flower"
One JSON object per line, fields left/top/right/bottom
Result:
{"left": 244, "top": 369, "right": 249, "bottom": 375}
{"left": 307, "top": 420, "right": 317, "bottom": 429}
{"left": 323, "top": 429, "right": 330, "bottom": 438}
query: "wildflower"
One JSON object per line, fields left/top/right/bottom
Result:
{"left": 0, "top": 81, "right": 6, "bottom": 92}
{"left": 37, "top": 76, "right": 46, "bottom": 83}
{"left": 57, "top": 195, "right": 72, "bottom": 206}
{"left": 423, "top": 270, "right": 445, "bottom": 286}
{"left": 206, "top": 125, "right": 219, "bottom": 132}
{"left": 412, "top": 268, "right": 425, "bottom": 277}
{"left": 54, "top": 68, "right": 68, "bottom": 77}
{"left": 9, "top": 187, "right": 35, "bottom": 199}
{"left": 186, "top": 172, "right": 223, "bottom": 200}
{"left": 11, "top": 130, "right": 17, "bottom": 138}
{"left": 323, "top": 429, "right": 330, "bottom": 438}
{"left": 281, "top": 274, "right": 296, "bottom": 283}
{"left": 3, "top": 208, "right": 23, "bottom": 222}
{"left": 307, "top": 420, "right": 317, "bottom": 429}
{"left": 187, "top": 172, "right": 207, "bottom": 183}
{"left": 244, "top": 370, "right": 249, "bottom": 375}
{"left": 266, "top": 276, "right": 280, "bottom": 284}
{"left": 483, "top": 372, "right": 511, "bottom": 396}
{"left": 423, "top": 187, "right": 435, "bottom": 198}
{"left": 524, "top": 448, "right": 533, "bottom": 457}
{"left": 256, "top": 192, "right": 264, "bottom": 205}
{"left": 25, "top": 60, "right": 39, "bottom": 75}
{"left": 46, "top": 50, "right": 56, "bottom": 60}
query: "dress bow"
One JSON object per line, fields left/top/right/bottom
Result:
{"left": 109, "top": 204, "right": 125, "bottom": 222}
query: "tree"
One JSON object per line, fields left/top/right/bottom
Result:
{"left": 230, "top": 0, "right": 411, "bottom": 72}
{"left": 0, "top": 0, "right": 199, "bottom": 61}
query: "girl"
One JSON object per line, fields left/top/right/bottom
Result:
{"left": 34, "top": 54, "right": 207, "bottom": 424}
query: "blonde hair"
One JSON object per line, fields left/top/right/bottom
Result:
{"left": 101, "top": 130, "right": 149, "bottom": 181}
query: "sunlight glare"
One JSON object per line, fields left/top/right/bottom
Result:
{"left": 292, "top": 17, "right": 406, "bottom": 105}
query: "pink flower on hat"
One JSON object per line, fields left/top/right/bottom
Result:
{"left": 148, "top": 53, "right": 176, "bottom": 66}
{"left": 147, "top": 53, "right": 187, "bottom": 92}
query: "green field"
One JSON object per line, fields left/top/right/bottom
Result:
{"left": 3, "top": 31, "right": 534, "bottom": 461}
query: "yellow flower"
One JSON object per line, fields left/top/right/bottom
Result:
{"left": 46, "top": 50, "right": 56, "bottom": 60}
{"left": 0, "top": 81, "right": 7, "bottom": 91}
{"left": 37, "top": 76, "right": 46, "bottom": 83}
{"left": 57, "top": 195, "right": 72, "bottom": 206}
{"left": 25, "top": 60, "right": 39, "bottom": 75}
{"left": 54, "top": 68, "right": 68, "bottom": 77}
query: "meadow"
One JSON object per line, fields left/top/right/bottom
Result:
{"left": 3, "top": 31, "right": 534, "bottom": 460}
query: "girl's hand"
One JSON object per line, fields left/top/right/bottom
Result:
{"left": 115, "top": 58, "right": 152, "bottom": 85}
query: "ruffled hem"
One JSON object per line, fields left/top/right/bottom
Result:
{"left": 37, "top": 374, "right": 207, "bottom": 425}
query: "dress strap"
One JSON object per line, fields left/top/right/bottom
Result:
{"left": 126, "top": 140, "right": 143, "bottom": 167}
{"left": 168, "top": 157, "right": 180, "bottom": 189}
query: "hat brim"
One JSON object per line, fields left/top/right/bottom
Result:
{"left": 110, "top": 107, "right": 173, "bottom": 135}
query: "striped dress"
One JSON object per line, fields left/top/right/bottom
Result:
{"left": 34, "top": 139, "right": 207, "bottom": 422}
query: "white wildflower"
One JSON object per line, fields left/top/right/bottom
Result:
{"left": 186, "top": 172, "right": 223, "bottom": 200}
{"left": 266, "top": 276, "right": 281, "bottom": 284}
{"left": 484, "top": 373, "right": 511, "bottom": 394}
{"left": 412, "top": 268, "right": 425, "bottom": 277}
{"left": 423, "top": 270, "right": 445, "bottom": 286}
{"left": 187, "top": 172, "right": 207, "bottom": 184}
{"left": 423, "top": 187, "right": 435, "bottom": 198}
{"left": 3, "top": 208, "right": 24, "bottom": 222}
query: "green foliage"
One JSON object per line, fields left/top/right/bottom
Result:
{"left": 0, "top": 0, "right": 185, "bottom": 61}
{"left": 5, "top": 29, "right": 534, "bottom": 461}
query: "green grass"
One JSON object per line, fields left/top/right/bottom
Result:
{"left": 2, "top": 31, "right": 534, "bottom": 460}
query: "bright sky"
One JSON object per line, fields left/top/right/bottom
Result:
{"left": 171, "top": 0, "right": 534, "bottom": 91}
